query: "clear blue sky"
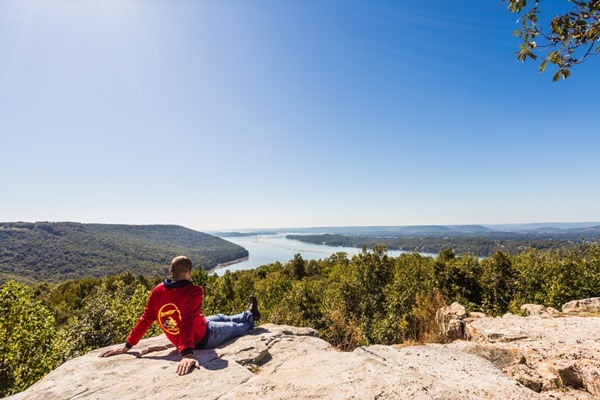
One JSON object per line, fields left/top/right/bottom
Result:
{"left": 1, "top": 0, "right": 598, "bottom": 231}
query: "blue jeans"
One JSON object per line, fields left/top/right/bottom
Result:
{"left": 202, "top": 310, "right": 254, "bottom": 349}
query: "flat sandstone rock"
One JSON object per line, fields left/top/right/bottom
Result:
{"left": 8, "top": 324, "right": 535, "bottom": 400}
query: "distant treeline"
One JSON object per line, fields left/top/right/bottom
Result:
{"left": 2, "top": 240, "right": 600, "bottom": 396}
{"left": 0, "top": 222, "right": 248, "bottom": 284}
{"left": 286, "top": 232, "right": 597, "bottom": 257}
{"left": 215, "top": 231, "right": 278, "bottom": 237}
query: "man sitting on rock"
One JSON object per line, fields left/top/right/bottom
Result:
{"left": 99, "top": 255, "right": 260, "bottom": 375}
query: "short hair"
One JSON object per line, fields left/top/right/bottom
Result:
{"left": 171, "top": 256, "right": 193, "bottom": 276}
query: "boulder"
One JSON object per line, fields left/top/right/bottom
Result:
{"left": 546, "top": 307, "right": 562, "bottom": 317}
{"left": 467, "top": 311, "right": 487, "bottom": 319}
{"left": 446, "top": 341, "right": 525, "bottom": 369}
{"left": 519, "top": 304, "right": 562, "bottom": 318}
{"left": 504, "top": 364, "right": 543, "bottom": 393}
{"left": 578, "top": 360, "right": 600, "bottom": 396}
{"left": 562, "top": 298, "right": 600, "bottom": 315}
{"left": 521, "top": 304, "right": 546, "bottom": 317}
{"left": 552, "top": 361, "right": 584, "bottom": 389}
{"left": 435, "top": 302, "right": 467, "bottom": 343}
{"left": 486, "top": 329, "right": 530, "bottom": 343}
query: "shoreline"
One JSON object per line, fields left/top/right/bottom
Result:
{"left": 214, "top": 256, "right": 249, "bottom": 269}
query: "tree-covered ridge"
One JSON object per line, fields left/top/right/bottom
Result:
{"left": 0, "top": 222, "right": 248, "bottom": 284}
{"left": 287, "top": 228, "right": 600, "bottom": 257}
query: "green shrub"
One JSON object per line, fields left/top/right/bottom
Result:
{"left": 0, "top": 281, "right": 57, "bottom": 397}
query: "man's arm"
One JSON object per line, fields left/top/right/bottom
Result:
{"left": 99, "top": 345, "right": 129, "bottom": 358}
{"left": 99, "top": 344, "right": 199, "bottom": 373}
{"left": 176, "top": 354, "right": 200, "bottom": 375}
{"left": 98, "top": 287, "right": 157, "bottom": 358}
{"left": 124, "top": 288, "right": 158, "bottom": 348}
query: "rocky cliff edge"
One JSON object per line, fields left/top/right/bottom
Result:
{"left": 7, "top": 300, "right": 600, "bottom": 400}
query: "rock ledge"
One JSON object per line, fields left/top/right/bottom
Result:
{"left": 437, "top": 300, "right": 600, "bottom": 399}
{"left": 8, "top": 300, "right": 600, "bottom": 400}
{"left": 8, "top": 324, "right": 536, "bottom": 400}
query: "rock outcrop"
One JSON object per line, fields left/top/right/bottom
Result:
{"left": 8, "top": 299, "right": 600, "bottom": 400}
{"left": 562, "top": 297, "right": 600, "bottom": 315}
{"left": 436, "top": 302, "right": 487, "bottom": 343}
{"left": 439, "top": 299, "right": 600, "bottom": 399}
{"left": 521, "top": 304, "right": 561, "bottom": 318}
{"left": 8, "top": 324, "right": 536, "bottom": 400}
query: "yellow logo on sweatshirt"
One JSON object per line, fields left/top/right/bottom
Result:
{"left": 158, "top": 303, "right": 181, "bottom": 335}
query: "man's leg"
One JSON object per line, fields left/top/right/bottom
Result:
{"left": 203, "top": 310, "right": 254, "bottom": 349}
{"left": 201, "top": 295, "right": 261, "bottom": 349}
{"left": 205, "top": 314, "right": 231, "bottom": 323}
{"left": 248, "top": 295, "right": 260, "bottom": 321}
{"left": 205, "top": 309, "right": 253, "bottom": 324}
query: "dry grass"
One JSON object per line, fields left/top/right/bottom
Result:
{"left": 412, "top": 290, "right": 447, "bottom": 344}
{"left": 325, "top": 308, "right": 364, "bottom": 352}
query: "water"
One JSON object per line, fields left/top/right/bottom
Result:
{"left": 210, "top": 233, "right": 433, "bottom": 275}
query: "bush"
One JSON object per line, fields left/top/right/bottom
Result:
{"left": 0, "top": 281, "right": 57, "bottom": 397}
{"left": 58, "top": 281, "right": 160, "bottom": 360}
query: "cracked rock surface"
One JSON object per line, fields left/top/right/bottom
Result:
{"left": 7, "top": 324, "right": 537, "bottom": 400}
{"left": 450, "top": 314, "right": 600, "bottom": 399}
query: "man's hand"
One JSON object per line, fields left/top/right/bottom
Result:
{"left": 98, "top": 346, "right": 129, "bottom": 358}
{"left": 177, "top": 354, "right": 200, "bottom": 375}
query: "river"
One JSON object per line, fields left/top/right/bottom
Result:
{"left": 210, "top": 233, "right": 434, "bottom": 275}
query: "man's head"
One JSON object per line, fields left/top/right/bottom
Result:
{"left": 170, "top": 256, "right": 193, "bottom": 280}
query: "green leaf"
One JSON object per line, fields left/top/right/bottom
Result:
{"left": 539, "top": 59, "right": 548, "bottom": 72}
{"left": 553, "top": 71, "right": 561, "bottom": 82}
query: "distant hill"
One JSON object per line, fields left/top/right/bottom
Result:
{"left": 245, "top": 223, "right": 599, "bottom": 238}
{"left": 484, "top": 222, "right": 600, "bottom": 232}
{"left": 215, "top": 231, "right": 278, "bottom": 237}
{"left": 252, "top": 224, "right": 494, "bottom": 236}
{"left": 399, "top": 225, "right": 454, "bottom": 234}
{"left": 446, "top": 225, "right": 494, "bottom": 234}
{"left": 285, "top": 222, "right": 600, "bottom": 258}
{"left": 0, "top": 222, "right": 248, "bottom": 284}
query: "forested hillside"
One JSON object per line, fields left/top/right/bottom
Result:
{"left": 0, "top": 222, "right": 248, "bottom": 284}
{"left": 288, "top": 228, "right": 600, "bottom": 257}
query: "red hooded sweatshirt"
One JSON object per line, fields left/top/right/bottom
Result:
{"left": 125, "top": 279, "right": 207, "bottom": 356}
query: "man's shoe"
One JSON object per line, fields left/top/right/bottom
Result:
{"left": 248, "top": 295, "right": 261, "bottom": 321}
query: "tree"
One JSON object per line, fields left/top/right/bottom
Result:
{"left": 382, "top": 253, "right": 436, "bottom": 344}
{"left": 269, "top": 279, "right": 326, "bottom": 330}
{"left": 340, "top": 246, "right": 393, "bottom": 344}
{"left": 288, "top": 253, "right": 306, "bottom": 280}
{"left": 506, "top": 0, "right": 600, "bottom": 80}
{"left": 58, "top": 281, "right": 159, "bottom": 360}
{"left": 0, "top": 281, "right": 57, "bottom": 397}
{"left": 434, "top": 251, "right": 482, "bottom": 308}
{"left": 480, "top": 251, "right": 515, "bottom": 314}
